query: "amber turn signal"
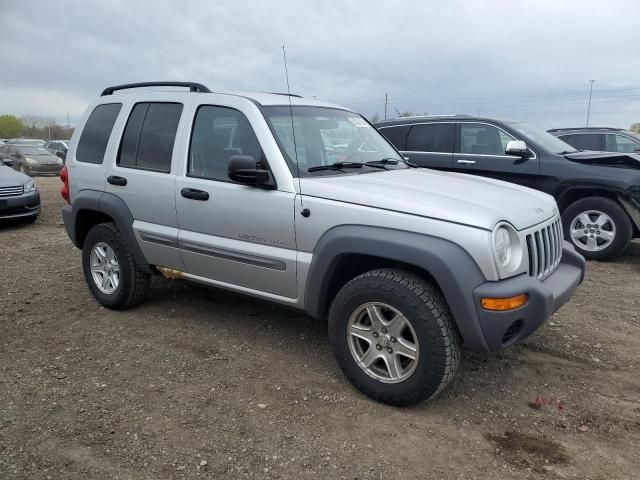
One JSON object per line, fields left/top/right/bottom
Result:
{"left": 481, "top": 294, "right": 528, "bottom": 311}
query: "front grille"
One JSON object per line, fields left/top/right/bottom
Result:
{"left": 526, "top": 216, "right": 563, "bottom": 280}
{"left": 0, "top": 185, "right": 24, "bottom": 197}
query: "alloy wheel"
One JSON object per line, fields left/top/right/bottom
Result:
{"left": 569, "top": 210, "right": 616, "bottom": 252}
{"left": 90, "top": 242, "right": 120, "bottom": 294}
{"left": 347, "top": 302, "right": 419, "bottom": 384}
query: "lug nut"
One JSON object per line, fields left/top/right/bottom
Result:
{"left": 387, "top": 348, "right": 393, "bottom": 354}
{"left": 596, "top": 231, "right": 600, "bottom": 235}
{"left": 390, "top": 337, "right": 396, "bottom": 343}
{"left": 381, "top": 327, "right": 387, "bottom": 334}
{"left": 587, "top": 224, "right": 591, "bottom": 228}
{"left": 372, "top": 332, "right": 379, "bottom": 338}
{"left": 584, "top": 230, "right": 588, "bottom": 234}
{"left": 376, "top": 344, "right": 382, "bottom": 350}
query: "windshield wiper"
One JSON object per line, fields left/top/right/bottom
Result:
{"left": 308, "top": 161, "right": 387, "bottom": 173}
{"left": 367, "top": 157, "right": 418, "bottom": 168}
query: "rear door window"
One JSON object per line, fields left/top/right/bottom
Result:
{"left": 406, "top": 123, "right": 454, "bottom": 153}
{"left": 118, "top": 102, "right": 183, "bottom": 172}
{"left": 76, "top": 103, "right": 122, "bottom": 164}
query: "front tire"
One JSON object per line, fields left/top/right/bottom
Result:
{"left": 562, "top": 197, "right": 633, "bottom": 261}
{"left": 328, "top": 268, "right": 461, "bottom": 406}
{"left": 82, "top": 222, "right": 151, "bottom": 309}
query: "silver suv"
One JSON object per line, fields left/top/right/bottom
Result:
{"left": 61, "top": 82, "right": 585, "bottom": 405}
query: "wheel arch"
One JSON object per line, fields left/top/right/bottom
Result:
{"left": 303, "top": 225, "right": 490, "bottom": 351}
{"left": 62, "top": 190, "right": 150, "bottom": 268}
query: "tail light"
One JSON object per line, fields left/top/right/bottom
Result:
{"left": 60, "top": 166, "right": 70, "bottom": 203}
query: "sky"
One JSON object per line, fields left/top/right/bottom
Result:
{"left": 1, "top": 0, "right": 639, "bottom": 130}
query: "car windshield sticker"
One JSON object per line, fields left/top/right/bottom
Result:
{"left": 348, "top": 117, "right": 370, "bottom": 128}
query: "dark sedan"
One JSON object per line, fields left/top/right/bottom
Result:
{"left": 0, "top": 144, "right": 63, "bottom": 176}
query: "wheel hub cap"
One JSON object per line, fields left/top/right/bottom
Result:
{"left": 347, "top": 302, "right": 419, "bottom": 384}
{"left": 90, "top": 242, "right": 120, "bottom": 294}
{"left": 569, "top": 210, "right": 616, "bottom": 252}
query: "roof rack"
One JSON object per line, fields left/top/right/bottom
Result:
{"left": 101, "top": 81, "right": 211, "bottom": 96}
{"left": 265, "top": 92, "right": 303, "bottom": 98}
{"left": 548, "top": 127, "right": 624, "bottom": 132}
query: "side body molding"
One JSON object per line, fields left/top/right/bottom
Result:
{"left": 62, "top": 190, "right": 149, "bottom": 268}
{"left": 303, "top": 225, "right": 490, "bottom": 351}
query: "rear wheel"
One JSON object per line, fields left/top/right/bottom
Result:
{"left": 82, "top": 222, "right": 151, "bottom": 309}
{"left": 562, "top": 197, "right": 632, "bottom": 261}
{"left": 328, "top": 268, "right": 461, "bottom": 406}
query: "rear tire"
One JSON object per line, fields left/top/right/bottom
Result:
{"left": 82, "top": 222, "right": 151, "bottom": 309}
{"left": 328, "top": 268, "right": 461, "bottom": 406}
{"left": 562, "top": 197, "right": 632, "bottom": 261}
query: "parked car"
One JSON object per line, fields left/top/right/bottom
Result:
{"left": 45, "top": 140, "right": 69, "bottom": 161}
{"left": 0, "top": 144, "right": 63, "bottom": 176}
{"left": 375, "top": 115, "right": 640, "bottom": 261}
{"left": 548, "top": 127, "right": 640, "bottom": 154}
{"left": 7, "top": 138, "right": 46, "bottom": 145}
{"left": 61, "top": 82, "right": 584, "bottom": 406}
{"left": 0, "top": 159, "right": 40, "bottom": 222}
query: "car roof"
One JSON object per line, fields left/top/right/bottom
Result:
{"left": 97, "top": 82, "right": 349, "bottom": 111}
{"left": 547, "top": 127, "right": 628, "bottom": 134}
{"left": 374, "top": 114, "right": 514, "bottom": 127}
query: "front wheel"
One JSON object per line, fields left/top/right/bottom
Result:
{"left": 562, "top": 197, "right": 633, "bottom": 261}
{"left": 328, "top": 268, "right": 461, "bottom": 406}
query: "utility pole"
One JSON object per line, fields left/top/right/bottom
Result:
{"left": 384, "top": 93, "right": 388, "bottom": 120}
{"left": 586, "top": 80, "right": 595, "bottom": 127}
{"left": 67, "top": 112, "right": 70, "bottom": 128}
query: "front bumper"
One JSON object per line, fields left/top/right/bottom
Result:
{"left": 472, "top": 241, "right": 585, "bottom": 352}
{"left": 0, "top": 190, "right": 40, "bottom": 220}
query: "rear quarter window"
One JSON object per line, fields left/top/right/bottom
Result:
{"left": 76, "top": 103, "right": 122, "bottom": 164}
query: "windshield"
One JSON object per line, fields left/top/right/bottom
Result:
{"left": 507, "top": 122, "right": 578, "bottom": 154}
{"left": 16, "top": 146, "right": 51, "bottom": 155}
{"left": 263, "top": 106, "right": 404, "bottom": 176}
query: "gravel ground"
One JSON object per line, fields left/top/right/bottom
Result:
{"left": 1, "top": 177, "right": 639, "bottom": 480}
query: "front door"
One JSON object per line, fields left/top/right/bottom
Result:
{"left": 452, "top": 121, "right": 540, "bottom": 190}
{"left": 402, "top": 122, "right": 454, "bottom": 170}
{"left": 175, "top": 101, "right": 297, "bottom": 299}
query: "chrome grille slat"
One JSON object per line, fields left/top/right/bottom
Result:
{"left": 525, "top": 216, "right": 563, "bottom": 281}
{"left": 0, "top": 185, "right": 24, "bottom": 197}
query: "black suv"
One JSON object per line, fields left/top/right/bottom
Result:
{"left": 548, "top": 127, "right": 640, "bottom": 154}
{"left": 374, "top": 115, "right": 640, "bottom": 261}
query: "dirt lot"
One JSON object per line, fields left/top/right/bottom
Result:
{"left": 1, "top": 177, "right": 639, "bottom": 480}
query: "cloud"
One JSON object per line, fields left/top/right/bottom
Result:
{"left": 1, "top": 0, "right": 639, "bottom": 128}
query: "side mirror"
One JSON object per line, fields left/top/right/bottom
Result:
{"left": 1, "top": 158, "right": 13, "bottom": 167}
{"left": 634, "top": 146, "right": 640, "bottom": 154}
{"left": 505, "top": 140, "right": 529, "bottom": 157}
{"left": 228, "top": 155, "right": 274, "bottom": 188}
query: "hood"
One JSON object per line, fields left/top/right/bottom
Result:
{"left": 0, "top": 165, "right": 30, "bottom": 187}
{"left": 564, "top": 151, "right": 640, "bottom": 169}
{"left": 300, "top": 169, "right": 557, "bottom": 231}
{"left": 23, "top": 153, "right": 60, "bottom": 164}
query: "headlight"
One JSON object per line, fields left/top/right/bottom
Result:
{"left": 24, "top": 157, "right": 38, "bottom": 165}
{"left": 56, "top": 157, "right": 63, "bottom": 164}
{"left": 492, "top": 223, "right": 522, "bottom": 272}
{"left": 23, "top": 180, "right": 36, "bottom": 193}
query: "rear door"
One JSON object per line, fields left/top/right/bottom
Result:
{"left": 452, "top": 121, "right": 540, "bottom": 189}
{"left": 605, "top": 133, "right": 640, "bottom": 153}
{"left": 105, "top": 100, "right": 188, "bottom": 271}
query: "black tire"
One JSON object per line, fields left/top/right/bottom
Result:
{"left": 561, "top": 197, "right": 633, "bottom": 261}
{"left": 327, "top": 268, "right": 461, "bottom": 406}
{"left": 82, "top": 222, "right": 151, "bottom": 309}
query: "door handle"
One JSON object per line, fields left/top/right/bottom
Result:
{"left": 456, "top": 159, "right": 477, "bottom": 165}
{"left": 181, "top": 187, "right": 210, "bottom": 201}
{"left": 107, "top": 175, "right": 127, "bottom": 186}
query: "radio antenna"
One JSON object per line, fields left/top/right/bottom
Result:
{"left": 282, "top": 46, "right": 307, "bottom": 215}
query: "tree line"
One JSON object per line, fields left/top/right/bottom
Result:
{"left": 0, "top": 114, "right": 74, "bottom": 140}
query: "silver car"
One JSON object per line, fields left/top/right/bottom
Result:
{"left": 60, "top": 82, "right": 585, "bottom": 405}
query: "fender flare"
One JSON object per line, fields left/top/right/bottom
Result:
{"left": 62, "top": 190, "right": 149, "bottom": 267}
{"left": 303, "top": 225, "right": 491, "bottom": 351}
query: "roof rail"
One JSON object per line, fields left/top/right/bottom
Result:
{"left": 265, "top": 92, "right": 303, "bottom": 98}
{"left": 548, "top": 127, "right": 624, "bottom": 132}
{"left": 101, "top": 81, "right": 211, "bottom": 96}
